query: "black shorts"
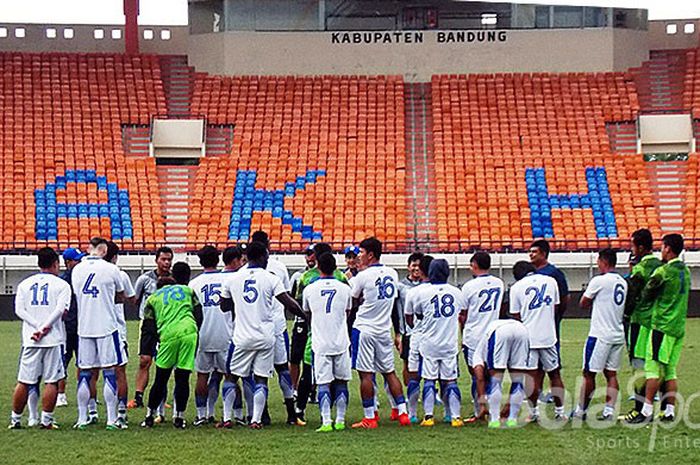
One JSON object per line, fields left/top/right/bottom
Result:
{"left": 63, "top": 332, "right": 79, "bottom": 368}
{"left": 139, "top": 332, "right": 158, "bottom": 357}
{"left": 400, "top": 334, "right": 411, "bottom": 361}
{"left": 289, "top": 320, "right": 308, "bottom": 365}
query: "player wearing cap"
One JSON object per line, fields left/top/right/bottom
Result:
{"left": 104, "top": 241, "right": 136, "bottom": 427}
{"left": 56, "top": 247, "right": 85, "bottom": 408}
{"left": 572, "top": 249, "right": 627, "bottom": 422}
{"left": 71, "top": 237, "right": 126, "bottom": 430}
{"left": 9, "top": 247, "right": 71, "bottom": 430}
{"left": 343, "top": 245, "right": 360, "bottom": 279}
{"left": 302, "top": 253, "right": 353, "bottom": 432}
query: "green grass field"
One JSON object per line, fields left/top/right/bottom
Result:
{"left": 1, "top": 319, "right": 700, "bottom": 464}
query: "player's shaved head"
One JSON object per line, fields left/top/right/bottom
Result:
{"left": 251, "top": 230, "right": 270, "bottom": 249}
{"left": 513, "top": 261, "right": 536, "bottom": 281}
{"left": 222, "top": 245, "right": 243, "bottom": 265}
{"left": 156, "top": 276, "right": 176, "bottom": 289}
{"left": 312, "top": 242, "right": 332, "bottom": 258}
{"left": 89, "top": 237, "right": 108, "bottom": 257}
{"left": 471, "top": 251, "right": 491, "bottom": 271}
{"left": 418, "top": 254, "right": 434, "bottom": 279}
{"left": 247, "top": 241, "right": 269, "bottom": 267}
{"left": 171, "top": 262, "right": 191, "bottom": 285}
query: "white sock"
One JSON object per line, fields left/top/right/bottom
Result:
{"left": 334, "top": 385, "right": 348, "bottom": 424}
{"left": 407, "top": 379, "right": 420, "bottom": 418}
{"left": 641, "top": 402, "right": 654, "bottom": 417}
{"left": 664, "top": 404, "right": 675, "bottom": 417}
{"left": 88, "top": 398, "right": 97, "bottom": 415}
{"left": 509, "top": 380, "right": 525, "bottom": 421}
{"left": 252, "top": 383, "right": 268, "bottom": 424}
{"left": 41, "top": 410, "right": 54, "bottom": 426}
{"left": 103, "top": 369, "right": 118, "bottom": 425}
{"left": 318, "top": 384, "right": 332, "bottom": 425}
{"left": 423, "top": 380, "right": 436, "bottom": 417}
{"left": 77, "top": 371, "right": 92, "bottom": 424}
{"left": 488, "top": 378, "right": 502, "bottom": 421}
{"left": 445, "top": 382, "right": 462, "bottom": 419}
{"left": 603, "top": 404, "right": 615, "bottom": 417}
{"left": 11, "top": 411, "right": 22, "bottom": 423}
{"left": 222, "top": 379, "right": 237, "bottom": 422}
{"left": 27, "top": 384, "right": 39, "bottom": 422}
{"left": 195, "top": 393, "right": 207, "bottom": 420}
{"left": 362, "top": 398, "right": 375, "bottom": 420}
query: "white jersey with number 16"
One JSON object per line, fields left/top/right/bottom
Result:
{"left": 350, "top": 264, "right": 399, "bottom": 336}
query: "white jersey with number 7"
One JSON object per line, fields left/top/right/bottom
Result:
{"left": 303, "top": 277, "right": 352, "bottom": 355}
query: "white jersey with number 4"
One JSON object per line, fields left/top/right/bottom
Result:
{"left": 190, "top": 270, "right": 233, "bottom": 351}
{"left": 351, "top": 264, "right": 399, "bottom": 336}
{"left": 583, "top": 272, "right": 627, "bottom": 345}
{"left": 303, "top": 277, "right": 352, "bottom": 355}
{"left": 221, "top": 266, "right": 285, "bottom": 351}
{"left": 15, "top": 273, "right": 71, "bottom": 348}
{"left": 461, "top": 274, "right": 504, "bottom": 350}
{"left": 509, "top": 273, "right": 559, "bottom": 349}
{"left": 412, "top": 283, "right": 465, "bottom": 359}
{"left": 72, "top": 256, "right": 125, "bottom": 338}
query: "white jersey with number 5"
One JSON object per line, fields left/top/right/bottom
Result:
{"left": 72, "top": 256, "right": 125, "bottom": 338}
{"left": 303, "top": 277, "right": 352, "bottom": 355}
{"left": 350, "top": 264, "right": 399, "bottom": 336}
{"left": 221, "top": 266, "right": 285, "bottom": 351}
{"left": 509, "top": 273, "right": 559, "bottom": 348}
{"left": 412, "top": 283, "right": 465, "bottom": 359}
{"left": 583, "top": 272, "right": 627, "bottom": 345}
{"left": 461, "top": 275, "right": 504, "bottom": 350}
{"left": 190, "top": 270, "right": 233, "bottom": 351}
{"left": 15, "top": 273, "right": 72, "bottom": 348}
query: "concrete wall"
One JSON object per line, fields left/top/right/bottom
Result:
{"left": 188, "top": 28, "right": 647, "bottom": 80}
{"left": 648, "top": 19, "right": 700, "bottom": 50}
{"left": 0, "top": 24, "right": 188, "bottom": 55}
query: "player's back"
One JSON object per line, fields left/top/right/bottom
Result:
{"left": 413, "top": 283, "right": 463, "bottom": 358}
{"left": 587, "top": 272, "right": 627, "bottom": 344}
{"left": 146, "top": 284, "right": 198, "bottom": 338}
{"left": 190, "top": 270, "right": 232, "bottom": 351}
{"left": 223, "top": 266, "right": 284, "bottom": 350}
{"left": 16, "top": 272, "right": 71, "bottom": 347}
{"left": 403, "top": 282, "right": 429, "bottom": 337}
{"left": 304, "top": 277, "right": 351, "bottom": 355}
{"left": 509, "top": 273, "right": 559, "bottom": 348}
{"left": 651, "top": 259, "right": 691, "bottom": 339}
{"left": 72, "top": 256, "right": 122, "bottom": 337}
{"left": 461, "top": 274, "right": 504, "bottom": 349}
{"left": 351, "top": 264, "right": 399, "bottom": 335}
{"left": 264, "top": 259, "right": 291, "bottom": 334}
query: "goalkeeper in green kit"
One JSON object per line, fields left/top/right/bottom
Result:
{"left": 627, "top": 234, "right": 690, "bottom": 424}
{"left": 140, "top": 262, "right": 203, "bottom": 429}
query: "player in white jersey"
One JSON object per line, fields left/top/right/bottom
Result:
{"left": 9, "top": 248, "right": 71, "bottom": 429}
{"left": 302, "top": 253, "right": 353, "bottom": 432}
{"left": 349, "top": 237, "right": 410, "bottom": 429}
{"left": 219, "top": 241, "right": 305, "bottom": 429}
{"left": 105, "top": 241, "right": 136, "bottom": 426}
{"left": 403, "top": 255, "right": 432, "bottom": 423}
{"left": 572, "top": 249, "right": 627, "bottom": 421}
{"left": 410, "top": 259, "right": 466, "bottom": 428}
{"left": 460, "top": 251, "right": 504, "bottom": 419}
{"left": 509, "top": 261, "right": 566, "bottom": 421}
{"left": 71, "top": 237, "right": 126, "bottom": 430}
{"left": 471, "top": 319, "right": 531, "bottom": 429}
{"left": 251, "top": 230, "right": 296, "bottom": 424}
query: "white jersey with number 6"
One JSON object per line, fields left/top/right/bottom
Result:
{"left": 461, "top": 274, "right": 504, "bottom": 350}
{"left": 15, "top": 273, "right": 72, "bottom": 348}
{"left": 72, "top": 256, "right": 125, "bottom": 338}
{"left": 412, "top": 283, "right": 465, "bottom": 359}
{"left": 350, "top": 264, "right": 399, "bottom": 336}
{"left": 583, "top": 272, "right": 627, "bottom": 345}
{"left": 190, "top": 270, "right": 233, "bottom": 351}
{"left": 221, "top": 266, "right": 285, "bottom": 351}
{"left": 303, "top": 277, "right": 351, "bottom": 355}
{"left": 509, "top": 273, "right": 559, "bottom": 349}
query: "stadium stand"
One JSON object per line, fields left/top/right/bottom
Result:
{"left": 189, "top": 74, "right": 409, "bottom": 251}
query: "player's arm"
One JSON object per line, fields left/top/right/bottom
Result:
{"left": 472, "top": 363, "right": 488, "bottom": 417}
{"left": 391, "top": 283, "right": 405, "bottom": 334}
{"left": 639, "top": 268, "right": 665, "bottom": 307}
{"left": 139, "top": 301, "right": 158, "bottom": 352}
{"left": 33, "top": 285, "right": 72, "bottom": 341}
{"left": 122, "top": 274, "right": 137, "bottom": 306}
{"left": 579, "top": 277, "right": 599, "bottom": 311}
{"left": 508, "top": 286, "right": 522, "bottom": 321}
{"left": 133, "top": 275, "right": 146, "bottom": 307}
{"left": 349, "top": 274, "right": 364, "bottom": 319}
{"left": 624, "top": 272, "right": 645, "bottom": 319}
{"left": 301, "top": 290, "right": 312, "bottom": 323}
{"left": 277, "top": 291, "right": 306, "bottom": 321}
{"left": 191, "top": 293, "right": 203, "bottom": 329}
{"left": 14, "top": 286, "right": 41, "bottom": 329}
{"left": 219, "top": 284, "right": 235, "bottom": 318}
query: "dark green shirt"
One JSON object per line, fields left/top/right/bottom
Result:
{"left": 640, "top": 258, "right": 691, "bottom": 339}
{"left": 144, "top": 285, "right": 199, "bottom": 340}
{"left": 626, "top": 254, "right": 663, "bottom": 327}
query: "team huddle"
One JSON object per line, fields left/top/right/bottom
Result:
{"left": 8, "top": 229, "right": 691, "bottom": 431}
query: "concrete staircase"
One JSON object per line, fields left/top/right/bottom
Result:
{"left": 606, "top": 121, "right": 638, "bottom": 153}
{"left": 646, "top": 161, "right": 687, "bottom": 234}
{"left": 159, "top": 55, "right": 195, "bottom": 117}
{"left": 206, "top": 124, "right": 235, "bottom": 156}
{"left": 631, "top": 50, "right": 687, "bottom": 113}
{"left": 404, "top": 82, "right": 437, "bottom": 249}
{"left": 156, "top": 165, "right": 197, "bottom": 249}
{"left": 121, "top": 124, "right": 150, "bottom": 156}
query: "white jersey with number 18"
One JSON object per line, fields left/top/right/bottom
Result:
{"left": 72, "top": 256, "right": 125, "bottom": 338}
{"left": 411, "top": 283, "right": 465, "bottom": 359}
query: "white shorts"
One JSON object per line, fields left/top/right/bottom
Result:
{"left": 18, "top": 345, "right": 66, "bottom": 384}
{"left": 421, "top": 355, "right": 458, "bottom": 380}
{"left": 463, "top": 345, "right": 475, "bottom": 368}
{"left": 229, "top": 345, "right": 274, "bottom": 379}
{"left": 118, "top": 340, "right": 129, "bottom": 367}
{"left": 582, "top": 337, "right": 624, "bottom": 373}
{"left": 351, "top": 329, "right": 395, "bottom": 374}
{"left": 78, "top": 331, "right": 126, "bottom": 369}
{"left": 313, "top": 351, "right": 352, "bottom": 385}
{"left": 526, "top": 345, "right": 560, "bottom": 372}
{"left": 407, "top": 336, "right": 422, "bottom": 373}
{"left": 273, "top": 331, "right": 290, "bottom": 366}
{"left": 195, "top": 346, "right": 231, "bottom": 374}
{"left": 486, "top": 325, "right": 530, "bottom": 370}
